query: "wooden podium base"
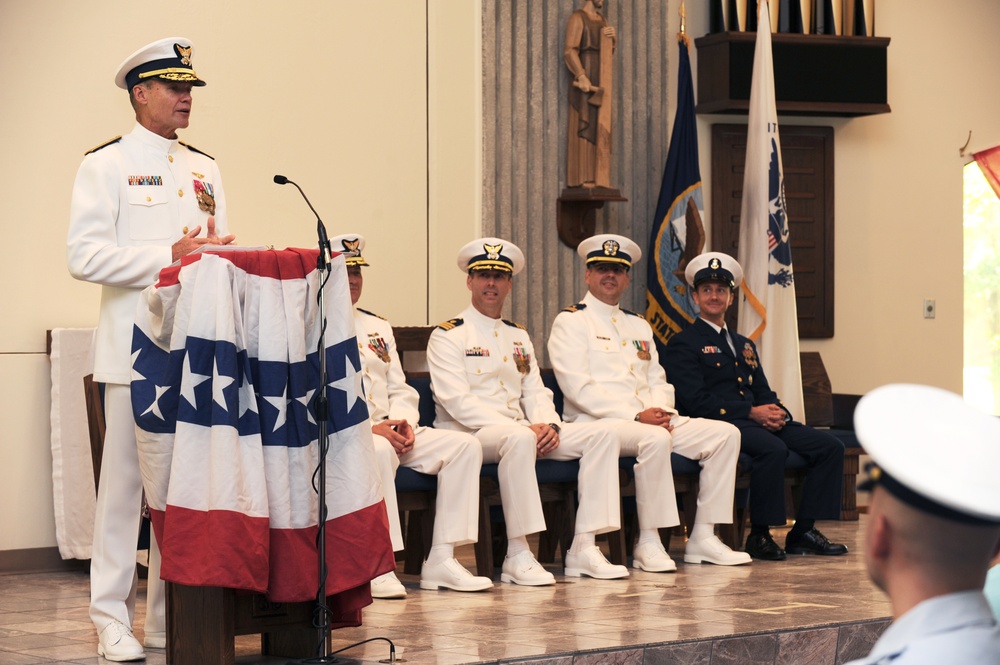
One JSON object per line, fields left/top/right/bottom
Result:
{"left": 557, "top": 186, "right": 627, "bottom": 248}
{"left": 166, "top": 582, "right": 330, "bottom": 665}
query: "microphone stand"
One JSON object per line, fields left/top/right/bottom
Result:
{"left": 274, "top": 175, "right": 336, "bottom": 663}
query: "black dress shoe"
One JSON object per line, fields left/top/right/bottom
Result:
{"left": 745, "top": 532, "right": 786, "bottom": 561}
{"left": 785, "top": 528, "right": 849, "bottom": 556}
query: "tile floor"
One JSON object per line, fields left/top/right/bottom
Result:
{"left": 0, "top": 519, "right": 890, "bottom": 664}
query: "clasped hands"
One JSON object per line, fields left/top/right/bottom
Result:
{"left": 529, "top": 423, "right": 560, "bottom": 457}
{"left": 636, "top": 407, "right": 674, "bottom": 432}
{"left": 372, "top": 419, "right": 416, "bottom": 456}
{"left": 749, "top": 404, "right": 788, "bottom": 432}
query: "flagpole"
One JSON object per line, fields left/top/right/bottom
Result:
{"left": 679, "top": 1, "right": 688, "bottom": 46}
{"left": 645, "top": 0, "right": 706, "bottom": 351}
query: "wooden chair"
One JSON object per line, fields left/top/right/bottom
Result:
{"left": 800, "top": 352, "right": 865, "bottom": 520}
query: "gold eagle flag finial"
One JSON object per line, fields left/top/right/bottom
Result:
{"left": 678, "top": 2, "right": 690, "bottom": 48}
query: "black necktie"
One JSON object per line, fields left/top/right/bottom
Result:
{"left": 720, "top": 328, "right": 733, "bottom": 354}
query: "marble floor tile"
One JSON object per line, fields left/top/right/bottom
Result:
{"left": 0, "top": 518, "right": 891, "bottom": 665}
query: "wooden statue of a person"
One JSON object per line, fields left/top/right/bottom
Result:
{"left": 564, "top": 0, "right": 616, "bottom": 189}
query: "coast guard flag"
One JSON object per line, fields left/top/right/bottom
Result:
{"left": 131, "top": 248, "right": 394, "bottom": 613}
{"left": 737, "top": 0, "right": 805, "bottom": 421}
{"left": 646, "top": 35, "right": 702, "bottom": 353}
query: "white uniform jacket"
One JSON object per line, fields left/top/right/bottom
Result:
{"left": 845, "top": 591, "right": 1000, "bottom": 664}
{"left": 427, "top": 305, "right": 561, "bottom": 431}
{"left": 353, "top": 307, "right": 421, "bottom": 426}
{"left": 67, "top": 123, "right": 228, "bottom": 384}
{"left": 548, "top": 291, "right": 687, "bottom": 427}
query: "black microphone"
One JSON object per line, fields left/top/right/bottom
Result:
{"left": 273, "top": 174, "right": 332, "bottom": 267}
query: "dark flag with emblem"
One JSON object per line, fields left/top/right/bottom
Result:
{"left": 736, "top": 0, "right": 804, "bottom": 420}
{"left": 645, "top": 30, "right": 704, "bottom": 356}
{"left": 131, "top": 248, "right": 393, "bottom": 619}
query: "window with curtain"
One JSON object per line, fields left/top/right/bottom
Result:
{"left": 963, "top": 148, "right": 1000, "bottom": 414}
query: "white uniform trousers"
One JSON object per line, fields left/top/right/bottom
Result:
{"left": 372, "top": 427, "right": 483, "bottom": 552}
{"left": 91, "top": 384, "right": 164, "bottom": 635}
{"left": 473, "top": 421, "right": 621, "bottom": 539}
{"left": 616, "top": 419, "right": 740, "bottom": 529}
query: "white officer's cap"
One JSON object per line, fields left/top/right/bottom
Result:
{"left": 115, "top": 37, "right": 206, "bottom": 90}
{"left": 855, "top": 383, "right": 1000, "bottom": 525}
{"left": 329, "top": 234, "right": 369, "bottom": 267}
{"left": 457, "top": 237, "right": 525, "bottom": 275}
{"left": 684, "top": 252, "right": 743, "bottom": 290}
{"left": 577, "top": 234, "right": 642, "bottom": 269}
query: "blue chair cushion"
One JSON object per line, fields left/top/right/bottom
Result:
{"left": 827, "top": 428, "right": 860, "bottom": 449}
{"left": 480, "top": 460, "right": 580, "bottom": 483}
{"left": 395, "top": 466, "right": 437, "bottom": 492}
{"left": 405, "top": 374, "right": 437, "bottom": 428}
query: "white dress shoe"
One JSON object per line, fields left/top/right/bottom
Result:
{"left": 371, "top": 571, "right": 408, "bottom": 599}
{"left": 98, "top": 620, "right": 146, "bottom": 662}
{"left": 500, "top": 550, "right": 556, "bottom": 586}
{"left": 143, "top": 631, "right": 165, "bottom": 649}
{"left": 632, "top": 541, "right": 677, "bottom": 572}
{"left": 419, "top": 558, "right": 494, "bottom": 592}
{"left": 683, "top": 534, "right": 752, "bottom": 566}
{"left": 564, "top": 546, "right": 630, "bottom": 579}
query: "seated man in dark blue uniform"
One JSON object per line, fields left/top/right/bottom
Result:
{"left": 664, "top": 252, "right": 847, "bottom": 561}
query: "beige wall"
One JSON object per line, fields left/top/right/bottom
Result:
{"left": 1, "top": 0, "right": 997, "bottom": 554}
{"left": 0, "top": 0, "right": 475, "bottom": 554}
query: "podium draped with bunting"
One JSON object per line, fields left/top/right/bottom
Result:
{"left": 131, "top": 247, "right": 394, "bottom": 622}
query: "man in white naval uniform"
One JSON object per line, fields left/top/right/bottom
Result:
{"left": 428, "top": 237, "right": 627, "bottom": 585}
{"left": 548, "top": 235, "right": 749, "bottom": 571}
{"left": 67, "top": 38, "right": 235, "bottom": 661}
{"left": 846, "top": 384, "right": 1000, "bottom": 664}
{"left": 333, "top": 234, "right": 491, "bottom": 597}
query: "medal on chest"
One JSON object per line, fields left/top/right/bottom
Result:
{"left": 632, "top": 339, "right": 651, "bottom": 361}
{"left": 193, "top": 177, "right": 216, "bottom": 215}
{"left": 742, "top": 342, "right": 758, "bottom": 370}
{"left": 512, "top": 341, "right": 531, "bottom": 375}
{"left": 367, "top": 334, "right": 390, "bottom": 363}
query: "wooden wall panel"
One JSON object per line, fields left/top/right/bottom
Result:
{"left": 482, "top": 0, "right": 673, "bottom": 363}
{"left": 711, "top": 124, "right": 835, "bottom": 338}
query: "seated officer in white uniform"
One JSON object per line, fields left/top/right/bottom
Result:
{"left": 846, "top": 384, "right": 1000, "bottom": 664}
{"left": 548, "top": 235, "right": 749, "bottom": 571}
{"left": 335, "top": 234, "right": 492, "bottom": 595}
{"left": 428, "top": 237, "right": 627, "bottom": 584}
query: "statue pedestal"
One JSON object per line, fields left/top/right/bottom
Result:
{"left": 557, "top": 186, "right": 627, "bottom": 249}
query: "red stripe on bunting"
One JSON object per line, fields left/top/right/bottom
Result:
{"left": 155, "top": 247, "right": 347, "bottom": 288}
{"left": 154, "top": 506, "right": 271, "bottom": 593}
{"left": 267, "top": 500, "right": 394, "bottom": 603}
